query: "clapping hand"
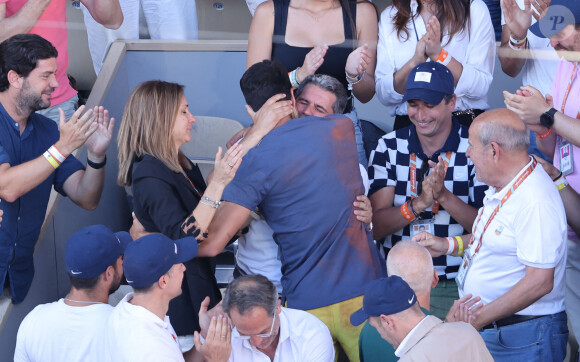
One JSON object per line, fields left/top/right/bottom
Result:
{"left": 425, "top": 16, "right": 443, "bottom": 61}
{"left": 345, "top": 44, "right": 371, "bottom": 79}
{"left": 426, "top": 156, "right": 448, "bottom": 202}
{"left": 84, "top": 106, "right": 115, "bottom": 162}
{"left": 297, "top": 45, "right": 328, "bottom": 82}
{"left": 503, "top": 85, "right": 551, "bottom": 131}
{"left": 56, "top": 105, "right": 98, "bottom": 156}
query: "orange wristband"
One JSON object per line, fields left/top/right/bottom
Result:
{"left": 535, "top": 128, "right": 552, "bottom": 139}
{"left": 400, "top": 201, "right": 415, "bottom": 221}
{"left": 435, "top": 49, "right": 450, "bottom": 66}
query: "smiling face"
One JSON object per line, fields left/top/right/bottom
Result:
{"left": 296, "top": 84, "right": 337, "bottom": 118}
{"left": 171, "top": 94, "right": 196, "bottom": 150}
{"left": 230, "top": 305, "right": 281, "bottom": 350}
{"left": 17, "top": 57, "right": 58, "bottom": 112}
{"left": 407, "top": 96, "right": 455, "bottom": 139}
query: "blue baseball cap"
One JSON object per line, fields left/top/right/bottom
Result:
{"left": 66, "top": 225, "right": 132, "bottom": 279}
{"left": 123, "top": 234, "right": 198, "bottom": 288}
{"left": 402, "top": 62, "right": 454, "bottom": 106}
{"left": 350, "top": 276, "right": 417, "bottom": 326}
{"left": 530, "top": 1, "right": 580, "bottom": 38}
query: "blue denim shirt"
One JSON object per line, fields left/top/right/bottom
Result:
{"left": 0, "top": 104, "right": 83, "bottom": 304}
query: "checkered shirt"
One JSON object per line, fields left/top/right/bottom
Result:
{"left": 368, "top": 120, "right": 487, "bottom": 280}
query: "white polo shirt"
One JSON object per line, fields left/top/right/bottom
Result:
{"left": 106, "top": 293, "right": 184, "bottom": 362}
{"left": 460, "top": 159, "right": 567, "bottom": 315}
{"left": 228, "top": 307, "right": 334, "bottom": 362}
{"left": 15, "top": 299, "right": 112, "bottom": 362}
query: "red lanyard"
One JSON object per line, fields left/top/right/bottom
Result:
{"left": 559, "top": 62, "right": 580, "bottom": 120}
{"left": 409, "top": 151, "right": 452, "bottom": 215}
{"left": 469, "top": 158, "right": 537, "bottom": 254}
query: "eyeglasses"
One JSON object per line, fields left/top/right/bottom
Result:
{"left": 233, "top": 312, "right": 277, "bottom": 340}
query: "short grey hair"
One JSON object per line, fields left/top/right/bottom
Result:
{"left": 478, "top": 121, "right": 529, "bottom": 151}
{"left": 295, "top": 74, "right": 349, "bottom": 114}
{"left": 387, "top": 241, "right": 433, "bottom": 295}
{"left": 223, "top": 274, "right": 278, "bottom": 317}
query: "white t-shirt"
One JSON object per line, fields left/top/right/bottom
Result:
{"left": 106, "top": 293, "right": 184, "bottom": 362}
{"left": 461, "top": 159, "right": 567, "bottom": 315}
{"left": 376, "top": 0, "right": 496, "bottom": 116}
{"left": 14, "top": 299, "right": 113, "bottom": 362}
{"left": 500, "top": 0, "right": 559, "bottom": 95}
{"left": 229, "top": 307, "right": 334, "bottom": 362}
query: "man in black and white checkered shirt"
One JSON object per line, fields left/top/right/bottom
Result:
{"left": 368, "top": 62, "right": 487, "bottom": 319}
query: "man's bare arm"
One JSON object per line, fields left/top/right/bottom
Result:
{"left": 80, "top": 0, "right": 123, "bottom": 29}
{"left": 0, "top": 106, "right": 98, "bottom": 202}
{"left": 0, "top": 1, "right": 52, "bottom": 42}
{"left": 197, "top": 201, "right": 251, "bottom": 257}
{"left": 471, "top": 266, "right": 554, "bottom": 330}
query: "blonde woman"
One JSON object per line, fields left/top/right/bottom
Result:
{"left": 117, "top": 80, "right": 242, "bottom": 336}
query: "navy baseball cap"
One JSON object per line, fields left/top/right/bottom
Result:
{"left": 65, "top": 225, "right": 132, "bottom": 279}
{"left": 123, "top": 234, "right": 198, "bottom": 288}
{"left": 530, "top": 1, "right": 580, "bottom": 38}
{"left": 350, "top": 276, "right": 417, "bottom": 326}
{"left": 402, "top": 62, "right": 454, "bottom": 106}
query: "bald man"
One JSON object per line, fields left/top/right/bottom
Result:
{"left": 415, "top": 109, "right": 569, "bottom": 360}
{"left": 359, "top": 241, "right": 437, "bottom": 361}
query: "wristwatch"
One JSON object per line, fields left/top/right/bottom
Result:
{"left": 540, "top": 108, "right": 557, "bottom": 129}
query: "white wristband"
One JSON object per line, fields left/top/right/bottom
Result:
{"left": 445, "top": 237, "right": 455, "bottom": 255}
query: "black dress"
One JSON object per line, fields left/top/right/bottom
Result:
{"left": 271, "top": 0, "right": 357, "bottom": 95}
{"left": 131, "top": 155, "right": 221, "bottom": 335}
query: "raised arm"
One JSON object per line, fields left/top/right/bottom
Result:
{"left": 345, "top": 1, "right": 378, "bottom": 103}
{"left": 499, "top": 0, "right": 550, "bottom": 77}
{"left": 246, "top": 1, "right": 274, "bottom": 68}
{"left": 0, "top": 105, "right": 98, "bottom": 203}
{"left": 80, "top": 0, "right": 123, "bottom": 29}
{"left": 63, "top": 106, "right": 115, "bottom": 210}
{"left": 0, "top": 0, "right": 52, "bottom": 42}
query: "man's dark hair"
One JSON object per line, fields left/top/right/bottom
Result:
{"left": 240, "top": 59, "right": 292, "bottom": 112}
{"left": 69, "top": 275, "right": 101, "bottom": 291}
{"left": 0, "top": 34, "right": 58, "bottom": 92}
{"left": 68, "top": 261, "right": 117, "bottom": 291}
{"left": 223, "top": 274, "right": 279, "bottom": 317}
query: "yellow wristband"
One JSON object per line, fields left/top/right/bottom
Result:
{"left": 455, "top": 236, "right": 464, "bottom": 257}
{"left": 43, "top": 151, "right": 60, "bottom": 169}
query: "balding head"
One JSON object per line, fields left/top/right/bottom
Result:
{"left": 472, "top": 109, "right": 529, "bottom": 153}
{"left": 387, "top": 241, "right": 434, "bottom": 295}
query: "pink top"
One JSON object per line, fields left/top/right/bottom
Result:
{"left": 552, "top": 58, "right": 580, "bottom": 242}
{"left": 2, "top": 0, "right": 77, "bottom": 106}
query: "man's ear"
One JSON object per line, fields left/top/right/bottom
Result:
{"left": 290, "top": 88, "right": 298, "bottom": 119}
{"left": 431, "top": 270, "right": 439, "bottom": 289}
{"left": 490, "top": 141, "right": 501, "bottom": 161}
{"left": 103, "top": 265, "right": 115, "bottom": 282}
{"left": 7, "top": 70, "right": 23, "bottom": 89}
